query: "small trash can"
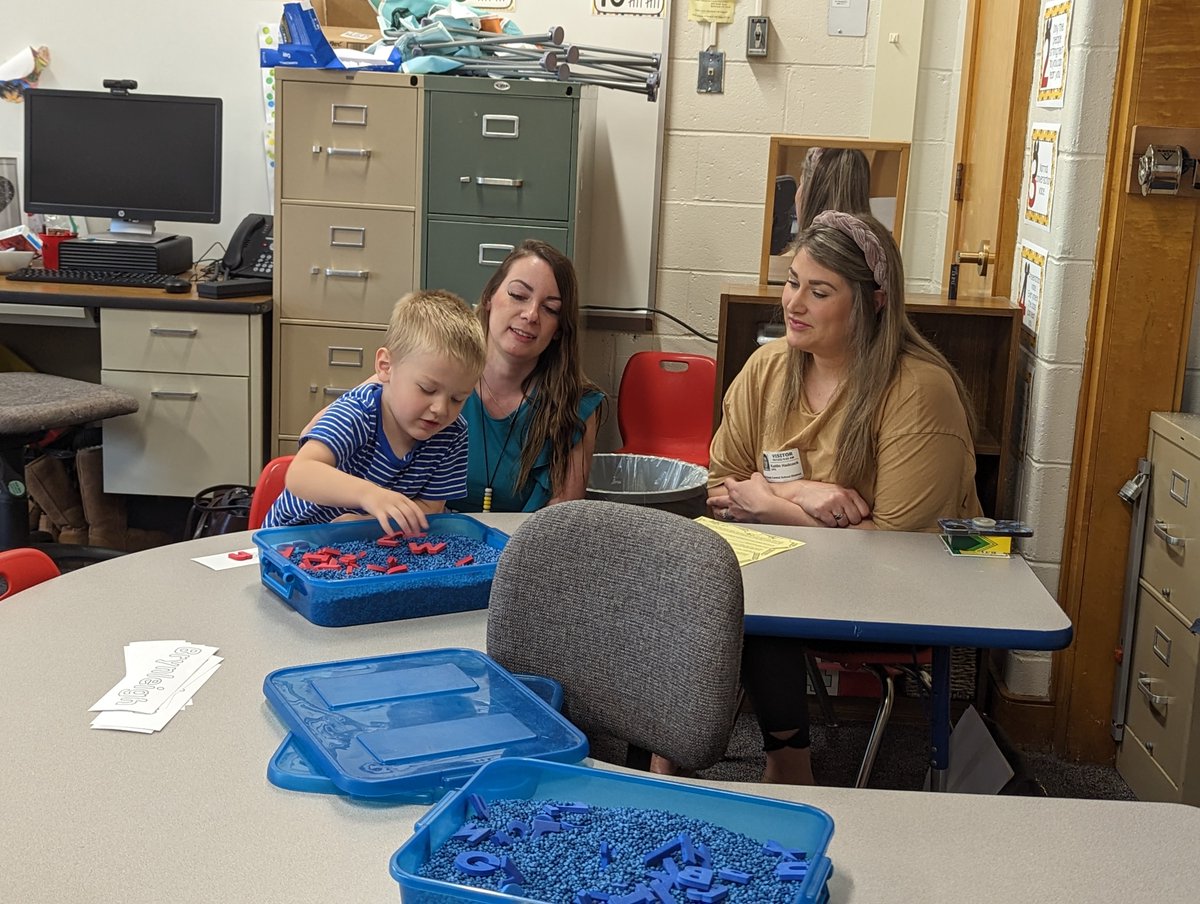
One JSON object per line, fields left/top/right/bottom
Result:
{"left": 586, "top": 453, "right": 709, "bottom": 518}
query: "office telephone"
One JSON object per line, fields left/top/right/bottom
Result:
{"left": 222, "top": 213, "right": 274, "bottom": 279}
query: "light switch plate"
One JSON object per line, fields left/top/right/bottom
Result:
{"left": 697, "top": 47, "right": 725, "bottom": 94}
{"left": 747, "top": 16, "right": 769, "bottom": 57}
{"left": 828, "top": 0, "right": 869, "bottom": 37}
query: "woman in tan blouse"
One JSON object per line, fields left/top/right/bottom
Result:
{"left": 708, "top": 211, "right": 981, "bottom": 784}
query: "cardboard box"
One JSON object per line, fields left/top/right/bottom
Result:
{"left": 312, "top": 0, "right": 382, "bottom": 49}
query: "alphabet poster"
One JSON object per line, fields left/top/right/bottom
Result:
{"left": 1025, "top": 123, "right": 1059, "bottom": 230}
{"left": 1017, "top": 240, "right": 1048, "bottom": 339}
{"left": 1037, "top": 1, "right": 1072, "bottom": 108}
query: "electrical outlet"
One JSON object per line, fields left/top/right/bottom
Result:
{"left": 747, "top": 16, "right": 769, "bottom": 58}
{"left": 697, "top": 47, "right": 725, "bottom": 94}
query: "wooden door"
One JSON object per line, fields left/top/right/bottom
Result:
{"left": 1055, "top": 0, "right": 1200, "bottom": 762}
{"left": 944, "top": 0, "right": 1040, "bottom": 298}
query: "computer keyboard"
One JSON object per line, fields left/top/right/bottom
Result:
{"left": 5, "top": 267, "right": 181, "bottom": 288}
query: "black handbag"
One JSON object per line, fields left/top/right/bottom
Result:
{"left": 185, "top": 484, "right": 253, "bottom": 539}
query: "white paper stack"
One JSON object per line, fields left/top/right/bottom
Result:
{"left": 89, "top": 641, "right": 222, "bottom": 733}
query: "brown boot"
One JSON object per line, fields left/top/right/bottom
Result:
{"left": 25, "top": 453, "right": 89, "bottom": 544}
{"left": 76, "top": 446, "right": 128, "bottom": 551}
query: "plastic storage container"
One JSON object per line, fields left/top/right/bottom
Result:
{"left": 263, "top": 650, "right": 587, "bottom": 801}
{"left": 390, "top": 757, "right": 834, "bottom": 904}
{"left": 252, "top": 513, "right": 509, "bottom": 627}
{"left": 267, "top": 673, "right": 564, "bottom": 797}
{"left": 586, "top": 453, "right": 709, "bottom": 518}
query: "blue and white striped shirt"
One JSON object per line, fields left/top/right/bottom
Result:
{"left": 264, "top": 382, "right": 468, "bottom": 528}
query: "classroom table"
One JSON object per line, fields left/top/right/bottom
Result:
{"left": 0, "top": 530, "right": 1185, "bottom": 903}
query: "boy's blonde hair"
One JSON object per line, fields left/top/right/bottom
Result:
{"left": 382, "top": 290, "right": 487, "bottom": 378}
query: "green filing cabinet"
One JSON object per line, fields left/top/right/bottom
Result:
{"left": 422, "top": 75, "right": 595, "bottom": 304}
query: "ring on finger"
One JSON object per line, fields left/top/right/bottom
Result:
{"left": 833, "top": 511, "right": 845, "bottom": 523}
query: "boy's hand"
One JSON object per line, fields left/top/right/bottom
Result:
{"left": 360, "top": 484, "right": 429, "bottom": 537}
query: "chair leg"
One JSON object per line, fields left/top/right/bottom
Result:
{"left": 805, "top": 652, "right": 838, "bottom": 727}
{"left": 855, "top": 665, "right": 896, "bottom": 789}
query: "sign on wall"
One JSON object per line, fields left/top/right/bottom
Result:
{"left": 688, "top": 1, "right": 735, "bottom": 24}
{"left": 1017, "top": 240, "right": 1049, "bottom": 340}
{"left": 1036, "top": 1, "right": 1073, "bottom": 108}
{"left": 594, "top": 0, "right": 664, "bottom": 14}
{"left": 1025, "top": 123, "right": 1059, "bottom": 230}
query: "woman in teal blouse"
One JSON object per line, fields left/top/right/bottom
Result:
{"left": 461, "top": 240, "right": 605, "bottom": 512}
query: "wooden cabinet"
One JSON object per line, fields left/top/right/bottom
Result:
{"left": 715, "top": 284, "right": 1020, "bottom": 517}
{"left": 1117, "top": 412, "right": 1200, "bottom": 805}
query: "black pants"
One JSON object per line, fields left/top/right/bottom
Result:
{"left": 742, "top": 635, "right": 922, "bottom": 750}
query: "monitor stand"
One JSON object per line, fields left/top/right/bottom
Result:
{"left": 100, "top": 218, "right": 176, "bottom": 244}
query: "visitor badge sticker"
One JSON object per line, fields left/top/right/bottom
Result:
{"left": 762, "top": 448, "right": 804, "bottom": 482}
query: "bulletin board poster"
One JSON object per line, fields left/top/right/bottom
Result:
{"left": 594, "top": 0, "right": 664, "bottom": 14}
{"left": 1016, "top": 240, "right": 1048, "bottom": 340}
{"left": 1037, "top": 1, "right": 1072, "bottom": 108}
{"left": 688, "top": 0, "right": 735, "bottom": 24}
{"left": 1025, "top": 124, "right": 1059, "bottom": 230}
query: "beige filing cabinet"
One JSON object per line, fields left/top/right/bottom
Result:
{"left": 1117, "top": 411, "right": 1200, "bottom": 804}
{"left": 100, "top": 308, "right": 266, "bottom": 496}
{"left": 272, "top": 68, "right": 424, "bottom": 455}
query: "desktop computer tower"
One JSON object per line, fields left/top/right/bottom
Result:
{"left": 57, "top": 234, "right": 193, "bottom": 274}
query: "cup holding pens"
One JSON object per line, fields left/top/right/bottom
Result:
{"left": 38, "top": 232, "right": 75, "bottom": 269}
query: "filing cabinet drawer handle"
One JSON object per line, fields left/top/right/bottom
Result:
{"left": 327, "top": 346, "right": 364, "bottom": 368}
{"left": 323, "top": 386, "right": 351, "bottom": 398}
{"left": 322, "top": 268, "right": 371, "bottom": 280}
{"left": 479, "top": 244, "right": 515, "bottom": 267}
{"left": 330, "top": 104, "right": 368, "bottom": 126}
{"left": 1136, "top": 675, "right": 1174, "bottom": 707}
{"left": 329, "top": 226, "right": 366, "bottom": 248}
{"left": 475, "top": 177, "right": 524, "bottom": 188}
{"left": 324, "top": 147, "right": 372, "bottom": 158}
{"left": 1153, "top": 519, "right": 1186, "bottom": 548}
{"left": 150, "top": 390, "right": 199, "bottom": 401}
{"left": 481, "top": 114, "right": 519, "bottom": 138}
{"left": 149, "top": 327, "right": 198, "bottom": 338}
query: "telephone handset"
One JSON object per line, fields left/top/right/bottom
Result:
{"left": 222, "top": 213, "right": 274, "bottom": 279}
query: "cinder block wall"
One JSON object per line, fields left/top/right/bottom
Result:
{"left": 582, "top": 2, "right": 966, "bottom": 454}
{"left": 1005, "top": 0, "right": 1122, "bottom": 698}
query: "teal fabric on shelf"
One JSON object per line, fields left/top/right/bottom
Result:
{"left": 460, "top": 388, "right": 604, "bottom": 513}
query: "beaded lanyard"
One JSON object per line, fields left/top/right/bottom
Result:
{"left": 480, "top": 389, "right": 527, "bottom": 513}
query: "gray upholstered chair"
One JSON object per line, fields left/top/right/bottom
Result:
{"left": 0, "top": 372, "right": 137, "bottom": 561}
{"left": 486, "top": 499, "right": 744, "bottom": 772}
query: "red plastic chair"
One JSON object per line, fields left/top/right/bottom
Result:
{"left": 616, "top": 352, "right": 717, "bottom": 467}
{"left": 248, "top": 455, "right": 295, "bottom": 530}
{"left": 0, "top": 547, "right": 61, "bottom": 601}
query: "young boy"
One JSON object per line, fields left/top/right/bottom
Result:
{"left": 264, "top": 290, "right": 486, "bottom": 534}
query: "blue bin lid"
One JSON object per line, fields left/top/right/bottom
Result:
{"left": 267, "top": 673, "right": 565, "bottom": 798}
{"left": 263, "top": 650, "right": 586, "bottom": 799}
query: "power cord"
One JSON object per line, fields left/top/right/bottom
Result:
{"left": 581, "top": 306, "right": 718, "bottom": 344}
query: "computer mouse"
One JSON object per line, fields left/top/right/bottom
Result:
{"left": 163, "top": 277, "right": 192, "bottom": 294}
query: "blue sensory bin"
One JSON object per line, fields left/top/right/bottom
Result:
{"left": 252, "top": 513, "right": 508, "bottom": 627}
{"left": 263, "top": 650, "right": 587, "bottom": 801}
{"left": 267, "top": 673, "right": 564, "bottom": 798}
{"left": 390, "top": 758, "right": 835, "bottom": 904}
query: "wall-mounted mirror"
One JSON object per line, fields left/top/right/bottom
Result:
{"left": 759, "top": 136, "right": 911, "bottom": 285}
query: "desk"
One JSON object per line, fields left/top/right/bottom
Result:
{"left": 0, "top": 532, "right": 1188, "bottom": 903}
{"left": 0, "top": 280, "right": 271, "bottom": 496}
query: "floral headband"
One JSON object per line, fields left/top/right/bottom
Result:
{"left": 811, "top": 210, "right": 889, "bottom": 311}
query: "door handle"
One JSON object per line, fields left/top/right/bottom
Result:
{"left": 150, "top": 390, "right": 199, "bottom": 401}
{"left": 1153, "top": 519, "right": 1186, "bottom": 548}
{"left": 149, "top": 327, "right": 198, "bottom": 338}
{"left": 955, "top": 239, "right": 995, "bottom": 277}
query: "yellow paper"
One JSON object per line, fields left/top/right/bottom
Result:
{"left": 695, "top": 516, "right": 804, "bottom": 567}
{"left": 688, "top": 0, "right": 735, "bottom": 25}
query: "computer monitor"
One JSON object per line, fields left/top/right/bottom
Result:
{"left": 23, "top": 88, "right": 222, "bottom": 241}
